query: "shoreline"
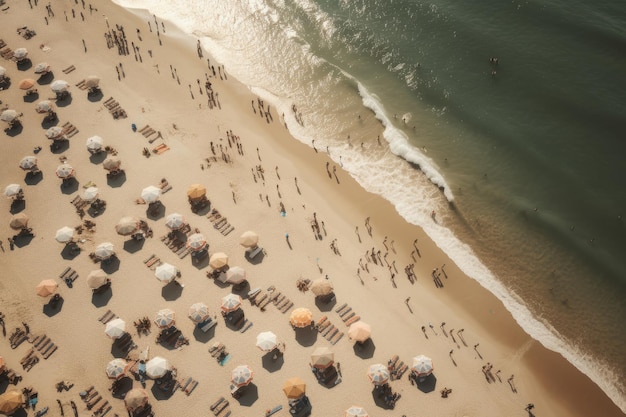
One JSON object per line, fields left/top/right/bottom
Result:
{"left": 0, "top": 1, "right": 622, "bottom": 416}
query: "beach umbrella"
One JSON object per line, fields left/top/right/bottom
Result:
{"left": 209, "top": 252, "right": 229, "bottom": 269}
{"left": 411, "top": 355, "right": 434, "bottom": 377}
{"left": 310, "top": 346, "right": 334, "bottom": 369}
{"left": 154, "top": 263, "right": 178, "bottom": 283}
{"left": 35, "top": 279, "right": 58, "bottom": 297}
{"left": 186, "top": 183, "right": 206, "bottom": 200}
{"left": 106, "top": 358, "right": 129, "bottom": 380}
{"left": 55, "top": 226, "right": 75, "bottom": 243}
{"left": 309, "top": 278, "right": 333, "bottom": 297}
{"left": 154, "top": 308, "right": 176, "bottom": 328}
{"left": 13, "top": 48, "right": 28, "bottom": 60}
{"left": 94, "top": 242, "right": 115, "bottom": 260}
{"left": 165, "top": 212, "right": 185, "bottom": 230}
{"left": 255, "top": 331, "right": 278, "bottom": 352}
{"left": 231, "top": 365, "right": 254, "bottom": 387}
{"left": 345, "top": 406, "right": 369, "bottom": 417}
{"left": 186, "top": 233, "right": 206, "bottom": 251}
{"left": 0, "top": 109, "right": 18, "bottom": 122}
{"left": 86, "top": 135, "right": 104, "bottom": 152}
{"left": 239, "top": 230, "right": 259, "bottom": 248}
{"left": 290, "top": 308, "right": 313, "bottom": 328}
{"left": 34, "top": 62, "right": 50, "bottom": 74}
{"left": 188, "top": 302, "right": 210, "bottom": 323}
{"left": 141, "top": 185, "right": 161, "bottom": 203}
{"left": 115, "top": 216, "right": 140, "bottom": 236}
{"left": 124, "top": 388, "right": 148, "bottom": 411}
{"left": 0, "top": 66, "right": 5, "bottom": 77}
{"left": 104, "top": 318, "right": 126, "bottom": 339}
{"left": 102, "top": 156, "right": 121, "bottom": 171}
{"left": 50, "top": 79, "right": 70, "bottom": 93}
{"left": 220, "top": 294, "right": 242, "bottom": 313}
{"left": 367, "top": 364, "right": 390, "bottom": 386}
{"left": 9, "top": 213, "right": 29, "bottom": 230}
{"left": 0, "top": 390, "right": 24, "bottom": 415}
{"left": 18, "top": 78, "right": 35, "bottom": 90}
{"left": 348, "top": 321, "right": 371, "bottom": 343}
{"left": 56, "top": 164, "right": 75, "bottom": 179}
{"left": 82, "top": 186, "right": 99, "bottom": 202}
{"left": 19, "top": 156, "right": 38, "bottom": 170}
{"left": 225, "top": 266, "right": 246, "bottom": 284}
{"left": 4, "top": 183, "right": 22, "bottom": 199}
{"left": 84, "top": 75, "right": 100, "bottom": 89}
{"left": 146, "top": 356, "right": 171, "bottom": 379}
{"left": 46, "top": 126, "right": 65, "bottom": 140}
{"left": 36, "top": 100, "right": 53, "bottom": 113}
{"left": 282, "top": 377, "right": 306, "bottom": 399}
{"left": 87, "top": 269, "right": 109, "bottom": 289}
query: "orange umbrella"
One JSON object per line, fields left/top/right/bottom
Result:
{"left": 35, "top": 279, "right": 58, "bottom": 297}
{"left": 289, "top": 308, "right": 313, "bottom": 328}
{"left": 348, "top": 321, "right": 371, "bottom": 343}
{"left": 282, "top": 377, "right": 306, "bottom": 399}
{"left": 124, "top": 388, "right": 148, "bottom": 411}
{"left": 18, "top": 78, "right": 35, "bottom": 90}
{"left": 0, "top": 390, "right": 24, "bottom": 415}
{"left": 187, "top": 183, "right": 206, "bottom": 200}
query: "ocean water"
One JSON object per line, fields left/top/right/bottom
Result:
{"left": 114, "top": 0, "right": 626, "bottom": 411}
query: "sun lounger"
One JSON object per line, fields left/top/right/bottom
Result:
{"left": 43, "top": 345, "right": 57, "bottom": 359}
{"left": 339, "top": 307, "right": 352, "bottom": 318}
{"left": 214, "top": 399, "right": 229, "bottom": 415}
{"left": 322, "top": 324, "right": 336, "bottom": 337}
{"left": 280, "top": 301, "right": 293, "bottom": 313}
{"left": 396, "top": 364, "right": 408, "bottom": 379}
{"left": 61, "top": 65, "right": 76, "bottom": 74}
{"left": 345, "top": 315, "right": 360, "bottom": 326}
{"left": 335, "top": 303, "right": 348, "bottom": 314}
{"left": 330, "top": 332, "right": 344, "bottom": 345}
{"left": 265, "top": 405, "right": 283, "bottom": 416}
{"left": 343, "top": 312, "right": 355, "bottom": 322}
{"left": 210, "top": 397, "right": 225, "bottom": 412}
{"left": 240, "top": 320, "right": 253, "bottom": 333}
{"left": 247, "top": 287, "right": 261, "bottom": 300}
{"left": 315, "top": 315, "right": 328, "bottom": 329}
{"left": 185, "top": 380, "right": 199, "bottom": 396}
{"left": 254, "top": 293, "right": 268, "bottom": 307}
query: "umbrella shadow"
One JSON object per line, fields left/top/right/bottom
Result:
{"left": 151, "top": 379, "right": 176, "bottom": 400}
{"left": 235, "top": 383, "right": 259, "bottom": 407}
{"left": 416, "top": 373, "right": 437, "bottom": 393}
{"left": 192, "top": 324, "right": 216, "bottom": 343}
{"left": 24, "top": 171, "right": 43, "bottom": 185}
{"left": 123, "top": 238, "right": 145, "bottom": 254}
{"left": 371, "top": 386, "right": 394, "bottom": 410}
{"left": 4, "top": 123, "right": 23, "bottom": 137}
{"left": 37, "top": 71, "right": 54, "bottom": 85}
{"left": 111, "top": 376, "right": 134, "bottom": 399}
{"left": 161, "top": 281, "right": 183, "bottom": 301}
{"left": 294, "top": 327, "right": 318, "bottom": 347}
{"left": 87, "top": 204, "right": 106, "bottom": 217}
{"left": 314, "top": 294, "right": 336, "bottom": 312}
{"left": 101, "top": 256, "right": 120, "bottom": 274}
{"left": 13, "top": 233, "right": 34, "bottom": 248}
{"left": 9, "top": 199, "right": 26, "bottom": 214}
{"left": 51, "top": 139, "right": 69, "bottom": 153}
{"left": 353, "top": 338, "right": 376, "bottom": 359}
{"left": 0, "top": 378, "right": 9, "bottom": 394}
{"left": 107, "top": 171, "right": 127, "bottom": 188}
{"left": 10, "top": 409, "right": 27, "bottom": 417}
{"left": 60, "top": 177, "right": 79, "bottom": 194}
{"left": 91, "top": 287, "right": 113, "bottom": 307}
{"left": 60, "top": 243, "right": 81, "bottom": 260}
{"left": 232, "top": 281, "right": 250, "bottom": 297}
{"left": 41, "top": 116, "right": 58, "bottom": 129}
{"left": 261, "top": 351, "right": 284, "bottom": 373}
{"left": 88, "top": 89, "right": 104, "bottom": 102}
{"left": 245, "top": 250, "right": 265, "bottom": 265}
{"left": 43, "top": 297, "right": 64, "bottom": 317}
{"left": 17, "top": 59, "right": 32, "bottom": 71}
{"left": 55, "top": 94, "right": 73, "bottom": 107}
{"left": 89, "top": 152, "right": 107, "bottom": 164}
{"left": 23, "top": 92, "right": 39, "bottom": 103}
{"left": 0, "top": 79, "right": 12, "bottom": 90}
{"left": 191, "top": 254, "right": 209, "bottom": 270}
{"left": 146, "top": 202, "right": 165, "bottom": 220}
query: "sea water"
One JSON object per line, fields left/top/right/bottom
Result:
{"left": 113, "top": 0, "right": 626, "bottom": 411}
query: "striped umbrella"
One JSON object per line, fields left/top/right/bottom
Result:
{"left": 231, "top": 365, "right": 254, "bottom": 387}
{"left": 106, "top": 358, "right": 129, "bottom": 380}
{"left": 367, "top": 363, "right": 390, "bottom": 386}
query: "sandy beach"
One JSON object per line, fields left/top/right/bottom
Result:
{"left": 0, "top": 1, "right": 623, "bottom": 417}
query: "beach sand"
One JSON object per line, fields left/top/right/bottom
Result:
{"left": 0, "top": 1, "right": 623, "bottom": 417}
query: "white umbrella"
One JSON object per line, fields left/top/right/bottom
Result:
{"left": 224, "top": 266, "right": 246, "bottom": 284}
{"left": 220, "top": 294, "right": 242, "bottom": 313}
{"left": 4, "top": 184, "right": 21, "bottom": 198}
{"left": 46, "top": 126, "right": 64, "bottom": 140}
{"left": 345, "top": 406, "right": 369, "bottom": 417}
{"left": 102, "top": 157, "right": 121, "bottom": 171}
{"left": 154, "top": 308, "right": 176, "bottom": 328}
{"left": 255, "top": 331, "right": 278, "bottom": 351}
{"left": 165, "top": 213, "right": 185, "bottom": 230}
{"left": 55, "top": 164, "right": 74, "bottom": 179}
{"left": 86, "top": 135, "right": 103, "bottom": 151}
{"left": 140, "top": 185, "right": 161, "bottom": 203}
{"left": 34, "top": 62, "right": 50, "bottom": 74}
{"left": 411, "top": 355, "right": 434, "bottom": 377}
{"left": 82, "top": 186, "right": 99, "bottom": 202}
{"left": 36, "top": 100, "right": 54, "bottom": 113}
{"left": 106, "top": 358, "right": 129, "bottom": 380}
{"left": 104, "top": 318, "right": 126, "bottom": 339}
{"left": 13, "top": 48, "right": 28, "bottom": 60}
{"left": 367, "top": 363, "right": 390, "bottom": 386}
{"left": 188, "top": 302, "right": 210, "bottom": 323}
{"left": 94, "top": 242, "right": 115, "bottom": 260}
{"left": 115, "top": 216, "right": 140, "bottom": 236}
{"left": 154, "top": 263, "right": 178, "bottom": 283}
{"left": 0, "top": 110, "right": 18, "bottom": 122}
{"left": 84, "top": 75, "right": 100, "bottom": 88}
{"left": 231, "top": 365, "right": 253, "bottom": 387}
{"left": 239, "top": 230, "right": 259, "bottom": 248}
{"left": 87, "top": 269, "right": 109, "bottom": 289}
{"left": 309, "top": 278, "right": 333, "bottom": 296}
{"left": 55, "top": 226, "right": 75, "bottom": 243}
{"left": 348, "top": 321, "right": 371, "bottom": 343}
{"left": 186, "top": 233, "right": 206, "bottom": 251}
{"left": 145, "top": 356, "right": 171, "bottom": 379}
{"left": 50, "top": 79, "right": 69, "bottom": 93}
{"left": 19, "top": 156, "right": 38, "bottom": 170}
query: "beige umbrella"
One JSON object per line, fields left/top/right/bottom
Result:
{"left": 124, "top": 388, "right": 148, "bottom": 411}
{"left": 220, "top": 294, "right": 242, "bottom": 313}
{"left": 86, "top": 135, "right": 104, "bottom": 152}
{"left": 46, "top": 126, "right": 65, "bottom": 140}
{"left": 187, "top": 233, "right": 207, "bottom": 251}
{"left": 255, "top": 331, "right": 277, "bottom": 352}
{"left": 0, "top": 390, "right": 24, "bottom": 415}
{"left": 309, "top": 278, "right": 333, "bottom": 296}
{"left": 115, "top": 216, "right": 140, "bottom": 236}
{"left": 36, "top": 100, "right": 54, "bottom": 113}
{"left": 224, "top": 266, "right": 246, "bottom": 284}
{"left": 367, "top": 363, "right": 390, "bottom": 386}
{"left": 188, "top": 302, "right": 210, "bottom": 323}
{"left": 18, "top": 78, "right": 35, "bottom": 90}
{"left": 84, "top": 75, "right": 100, "bottom": 89}
{"left": 290, "top": 308, "right": 313, "bottom": 328}
{"left": 239, "top": 230, "right": 259, "bottom": 248}
{"left": 154, "top": 308, "right": 176, "bottom": 328}
{"left": 140, "top": 185, "right": 161, "bottom": 203}
{"left": 56, "top": 164, "right": 75, "bottom": 179}
{"left": 82, "top": 186, "right": 99, "bottom": 202}
{"left": 104, "top": 318, "right": 126, "bottom": 339}
{"left": 345, "top": 406, "right": 369, "bottom": 417}
{"left": 13, "top": 48, "right": 28, "bottom": 60}
{"left": 35, "top": 279, "right": 58, "bottom": 297}
{"left": 4, "top": 184, "right": 22, "bottom": 199}
{"left": 55, "top": 226, "right": 75, "bottom": 243}
{"left": 50, "top": 79, "right": 69, "bottom": 93}
{"left": 19, "top": 156, "right": 38, "bottom": 170}
{"left": 311, "top": 346, "right": 334, "bottom": 369}
{"left": 186, "top": 183, "right": 206, "bottom": 200}
{"left": 94, "top": 242, "right": 115, "bottom": 260}
{"left": 103, "top": 156, "right": 122, "bottom": 171}
{"left": 165, "top": 212, "right": 185, "bottom": 230}
{"left": 34, "top": 62, "right": 50, "bottom": 74}
{"left": 209, "top": 252, "right": 229, "bottom": 269}
{"left": 0, "top": 66, "right": 5, "bottom": 78}
{"left": 282, "top": 377, "right": 306, "bottom": 399}
{"left": 348, "top": 321, "right": 371, "bottom": 343}
{"left": 146, "top": 356, "right": 171, "bottom": 379}
{"left": 1, "top": 109, "right": 19, "bottom": 122}
{"left": 87, "top": 269, "right": 109, "bottom": 289}
{"left": 9, "top": 213, "right": 29, "bottom": 230}
{"left": 154, "top": 263, "right": 178, "bottom": 284}
{"left": 411, "top": 355, "right": 434, "bottom": 377}
{"left": 106, "top": 358, "right": 130, "bottom": 380}
{"left": 231, "top": 365, "right": 254, "bottom": 387}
